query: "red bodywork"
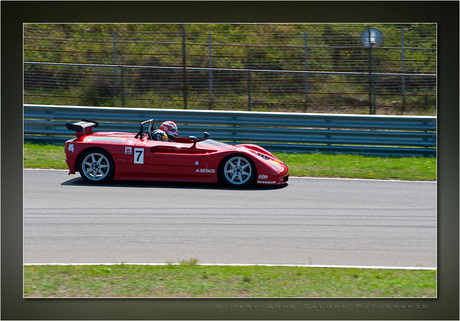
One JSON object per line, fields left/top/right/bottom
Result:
{"left": 65, "top": 126, "right": 289, "bottom": 186}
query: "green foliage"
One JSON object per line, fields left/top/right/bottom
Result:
{"left": 24, "top": 23, "right": 436, "bottom": 114}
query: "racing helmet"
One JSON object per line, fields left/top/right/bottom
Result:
{"left": 152, "top": 129, "right": 168, "bottom": 141}
{"left": 160, "top": 121, "right": 179, "bottom": 138}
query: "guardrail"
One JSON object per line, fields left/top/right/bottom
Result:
{"left": 24, "top": 104, "right": 436, "bottom": 157}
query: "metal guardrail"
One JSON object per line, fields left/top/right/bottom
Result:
{"left": 24, "top": 104, "right": 436, "bottom": 157}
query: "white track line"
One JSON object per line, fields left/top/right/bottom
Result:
{"left": 293, "top": 176, "right": 436, "bottom": 183}
{"left": 23, "top": 263, "right": 436, "bottom": 270}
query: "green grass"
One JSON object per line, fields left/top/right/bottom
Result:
{"left": 23, "top": 264, "right": 436, "bottom": 298}
{"left": 24, "top": 142, "right": 436, "bottom": 181}
{"left": 277, "top": 152, "right": 436, "bottom": 181}
{"left": 24, "top": 142, "right": 68, "bottom": 169}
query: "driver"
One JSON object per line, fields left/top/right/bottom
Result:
{"left": 151, "top": 121, "right": 179, "bottom": 142}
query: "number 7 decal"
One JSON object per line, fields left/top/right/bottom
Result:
{"left": 134, "top": 148, "right": 144, "bottom": 164}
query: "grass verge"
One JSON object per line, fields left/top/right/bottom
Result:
{"left": 277, "top": 152, "right": 436, "bottom": 181}
{"left": 23, "top": 264, "right": 436, "bottom": 298}
{"left": 24, "top": 142, "right": 436, "bottom": 181}
{"left": 24, "top": 143, "right": 68, "bottom": 169}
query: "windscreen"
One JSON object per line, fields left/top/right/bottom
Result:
{"left": 197, "top": 139, "right": 229, "bottom": 146}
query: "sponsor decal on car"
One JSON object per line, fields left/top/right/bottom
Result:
{"left": 257, "top": 180, "right": 276, "bottom": 184}
{"left": 68, "top": 144, "right": 74, "bottom": 153}
{"left": 196, "top": 168, "right": 215, "bottom": 173}
{"left": 84, "top": 137, "right": 125, "bottom": 144}
{"left": 126, "top": 139, "right": 137, "bottom": 145}
{"left": 258, "top": 174, "right": 268, "bottom": 180}
{"left": 125, "top": 147, "right": 132, "bottom": 154}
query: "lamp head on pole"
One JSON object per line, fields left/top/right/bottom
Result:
{"left": 361, "top": 28, "right": 384, "bottom": 49}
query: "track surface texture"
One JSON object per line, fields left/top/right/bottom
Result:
{"left": 24, "top": 169, "right": 437, "bottom": 268}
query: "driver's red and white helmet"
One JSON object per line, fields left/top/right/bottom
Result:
{"left": 160, "top": 121, "right": 179, "bottom": 138}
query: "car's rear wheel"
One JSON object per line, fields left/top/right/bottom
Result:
{"left": 78, "top": 149, "right": 114, "bottom": 183}
{"left": 219, "top": 154, "right": 256, "bottom": 187}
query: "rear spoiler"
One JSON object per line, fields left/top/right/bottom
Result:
{"left": 66, "top": 119, "right": 98, "bottom": 138}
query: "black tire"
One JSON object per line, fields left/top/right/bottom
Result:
{"left": 218, "top": 154, "right": 256, "bottom": 187}
{"left": 78, "top": 149, "right": 115, "bottom": 184}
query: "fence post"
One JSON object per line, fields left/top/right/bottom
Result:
{"left": 208, "top": 33, "right": 214, "bottom": 110}
{"left": 112, "top": 31, "right": 118, "bottom": 105}
{"left": 182, "top": 25, "right": 188, "bottom": 109}
{"left": 247, "top": 46, "right": 252, "bottom": 111}
{"left": 401, "top": 28, "right": 406, "bottom": 114}
{"left": 304, "top": 32, "right": 309, "bottom": 112}
{"left": 248, "top": 70, "right": 252, "bottom": 111}
{"left": 372, "top": 61, "right": 377, "bottom": 114}
{"left": 121, "top": 54, "right": 125, "bottom": 107}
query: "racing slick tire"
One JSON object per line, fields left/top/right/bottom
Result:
{"left": 78, "top": 149, "right": 115, "bottom": 184}
{"left": 218, "top": 154, "right": 256, "bottom": 187}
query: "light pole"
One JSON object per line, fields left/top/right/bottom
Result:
{"left": 361, "top": 26, "right": 383, "bottom": 114}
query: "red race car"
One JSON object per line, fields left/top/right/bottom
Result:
{"left": 64, "top": 119, "right": 289, "bottom": 187}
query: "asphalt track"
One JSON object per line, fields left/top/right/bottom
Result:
{"left": 23, "top": 169, "right": 437, "bottom": 268}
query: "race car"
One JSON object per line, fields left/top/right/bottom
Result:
{"left": 64, "top": 119, "right": 289, "bottom": 187}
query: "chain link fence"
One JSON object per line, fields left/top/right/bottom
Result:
{"left": 24, "top": 23, "right": 436, "bottom": 115}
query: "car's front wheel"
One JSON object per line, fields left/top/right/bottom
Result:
{"left": 78, "top": 149, "right": 114, "bottom": 183}
{"left": 219, "top": 154, "right": 256, "bottom": 187}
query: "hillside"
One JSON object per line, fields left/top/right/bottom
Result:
{"left": 24, "top": 23, "right": 436, "bottom": 115}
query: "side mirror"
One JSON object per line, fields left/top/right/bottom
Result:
{"left": 189, "top": 136, "right": 198, "bottom": 148}
{"left": 203, "top": 132, "right": 210, "bottom": 139}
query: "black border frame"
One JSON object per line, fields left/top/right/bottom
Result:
{"left": 2, "top": 1, "right": 459, "bottom": 320}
